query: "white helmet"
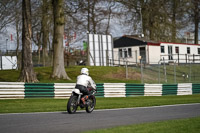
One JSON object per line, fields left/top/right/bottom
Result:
{"left": 81, "top": 68, "right": 89, "bottom": 75}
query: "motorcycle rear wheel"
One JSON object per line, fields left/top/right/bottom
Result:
{"left": 67, "top": 95, "right": 78, "bottom": 114}
{"left": 86, "top": 96, "right": 96, "bottom": 113}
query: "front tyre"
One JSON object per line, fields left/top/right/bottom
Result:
{"left": 67, "top": 95, "right": 78, "bottom": 114}
{"left": 86, "top": 96, "right": 96, "bottom": 113}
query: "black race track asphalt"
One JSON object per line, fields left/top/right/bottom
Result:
{"left": 0, "top": 103, "right": 200, "bottom": 133}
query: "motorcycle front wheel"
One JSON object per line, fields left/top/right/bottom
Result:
{"left": 67, "top": 95, "right": 78, "bottom": 114}
{"left": 86, "top": 96, "right": 96, "bottom": 113}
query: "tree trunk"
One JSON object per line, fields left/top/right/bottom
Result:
{"left": 18, "top": 0, "right": 38, "bottom": 82}
{"left": 171, "top": 0, "right": 177, "bottom": 42}
{"left": 87, "top": 0, "right": 90, "bottom": 33}
{"left": 51, "top": 0, "right": 70, "bottom": 80}
{"left": 194, "top": 0, "right": 199, "bottom": 44}
{"left": 105, "top": 4, "right": 113, "bottom": 35}
{"left": 91, "top": 0, "right": 97, "bottom": 34}
{"left": 42, "top": 0, "right": 49, "bottom": 66}
{"left": 37, "top": 32, "right": 42, "bottom": 65}
{"left": 15, "top": 10, "right": 21, "bottom": 70}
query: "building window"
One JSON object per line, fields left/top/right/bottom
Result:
{"left": 161, "top": 46, "right": 165, "bottom": 53}
{"left": 119, "top": 49, "right": 122, "bottom": 58}
{"left": 198, "top": 48, "right": 200, "bottom": 54}
{"left": 187, "top": 47, "right": 190, "bottom": 54}
{"left": 119, "top": 48, "right": 132, "bottom": 58}
{"left": 123, "top": 48, "right": 128, "bottom": 58}
{"left": 128, "top": 48, "right": 132, "bottom": 57}
{"left": 175, "top": 47, "right": 179, "bottom": 54}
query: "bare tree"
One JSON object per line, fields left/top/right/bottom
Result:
{"left": 12, "top": 0, "right": 22, "bottom": 70}
{"left": 51, "top": 0, "right": 70, "bottom": 80}
{"left": 41, "top": 0, "right": 51, "bottom": 66}
{"left": 104, "top": 1, "right": 116, "bottom": 34}
{"left": 192, "top": 0, "right": 200, "bottom": 44}
{"left": 18, "top": 0, "right": 38, "bottom": 82}
{"left": 118, "top": 0, "right": 192, "bottom": 42}
{"left": 0, "top": 0, "right": 15, "bottom": 31}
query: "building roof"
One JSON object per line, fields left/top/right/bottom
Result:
{"left": 160, "top": 42, "right": 200, "bottom": 46}
{"left": 114, "top": 35, "right": 160, "bottom": 48}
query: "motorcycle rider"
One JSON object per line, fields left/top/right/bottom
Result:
{"left": 75, "top": 68, "right": 96, "bottom": 105}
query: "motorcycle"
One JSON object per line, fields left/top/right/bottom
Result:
{"left": 67, "top": 87, "right": 96, "bottom": 114}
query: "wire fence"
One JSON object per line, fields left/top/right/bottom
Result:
{"left": 124, "top": 63, "right": 200, "bottom": 84}
{"left": 90, "top": 57, "right": 200, "bottom": 84}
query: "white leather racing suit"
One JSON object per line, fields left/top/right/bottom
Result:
{"left": 75, "top": 74, "right": 96, "bottom": 95}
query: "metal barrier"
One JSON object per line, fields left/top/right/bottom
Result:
{"left": 54, "top": 83, "right": 75, "bottom": 98}
{"left": 177, "top": 83, "right": 192, "bottom": 95}
{"left": 104, "top": 83, "right": 126, "bottom": 97}
{"left": 0, "top": 82, "right": 24, "bottom": 99}
{"left": 162, "top": 84, "right": 177, "bottom": 95}
{"left": 145, "top": 84, "right": 162, "bottom": 96}
{"left": 96, "top": 84, "right": 104, "bottom": 97}
{"left": 192, "top": 84, "right": 200, "bottom": 94}
{"left": 25, "top": 83, "right": 54, "bottom": 98}
{"left": 125, "top": 84, "right": 144, "bottom": 97}
{"left": 0, "top": 82, "right": 199, "bottom": 99}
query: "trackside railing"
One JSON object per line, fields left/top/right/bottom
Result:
{"left": 0, "top": 82, "right": 199, "bottom": 99}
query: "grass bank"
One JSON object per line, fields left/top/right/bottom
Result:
{"left": 0, "top": 66, "right": 140, "bottom": 83}
{"left": 0, "top": 94, "right": 200, "bottom": 113}
{"left": 1, "top": 65, "right": 200, "bottom": 83}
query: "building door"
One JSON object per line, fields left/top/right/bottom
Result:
{"left": 139, "top": 47, "right": 146, "bottom": 63}
{"left": 168, "top": 46, "right": 173, "bottom": 60}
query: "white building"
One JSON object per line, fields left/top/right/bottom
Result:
{"left": 160, "top": 42, "right": 200, "bottom": 63}
{"left": 113, "top": 35, "right": 200, "bottom": 65}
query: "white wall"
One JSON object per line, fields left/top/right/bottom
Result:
{"left": 148, "top": 45, "right": 161, "bottom": 64}
{"left": 114, "top": 45, "right": 161, "bottom": 65}
{"left": 113, "top": 46, "right": 140, "bottom": 65}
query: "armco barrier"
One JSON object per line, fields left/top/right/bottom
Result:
{"left": 177, "top": 83, "right": 192, "bottom": 95}
{"left": 104, "top": 83, "right": 126, "bottom": 97}
{"left": 0, "top": 82, "right": 199, "bottom": 99}
{"left": 192, "top": 84, "right": 200, "bottom": 94}
{"left": 25, "top": 83, "right": 54, "bottom": 98}
{"left": 125, "top": 84, "right": 144, "bottom": 97}
{"left": 145, "top": 84, "right": 162, "bottom": 96}
{"left": 96, "top": 83, "right": 104, "bottom": 97}
{"left": 0, "top": 82, "right": 24, "bottom": 99}
{"left": 162, "top": 84, "right": 177, "bottom": 96}
{"left": 54, "top": 83, "right": 75, "bottom": 98}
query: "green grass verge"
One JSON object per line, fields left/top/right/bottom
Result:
{"left": 0, "top": 94, "right": 200, "bottom": 113}
{"left": 95, "top": 94, "right": 200, "bottom": 109}
{"left": 84, "top": 117, "right": 200, "bottom": 133}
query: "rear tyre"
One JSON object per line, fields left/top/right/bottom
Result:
{"left": 67, "top": 96, "right": 78, "bottom": 114}
{"left": 86, "top": 96, "right": 96, "bottom": 113}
